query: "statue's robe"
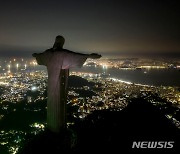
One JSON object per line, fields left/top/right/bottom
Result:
{"left": 35, "top": 49, "right": 88, "bottom": 132}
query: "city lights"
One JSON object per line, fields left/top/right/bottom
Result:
{"left": 31, "top": 86, "right": 38, "bottom": 91}
{"left": 16, "top": 63, "right": 19, "bottom": 70}
{"left": 7, "top": 64, "right": 11, "bottom": 73}
{"left": 0, "top": 57, "right": 179, "bottom": 154}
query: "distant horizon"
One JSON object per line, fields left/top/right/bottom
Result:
{"left": 0, "top": 0, "right": 180, "bottom": 60}
{"left": 0, "top": 50, "right": 179, "bottom": 59}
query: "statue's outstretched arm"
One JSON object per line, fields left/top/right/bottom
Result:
{"left": 88, "top": 53, "right": 102, "bottom": 59}
{"left": 32, "top": 50, "right": 101, "bottom": 60}
{"left": 62, "top": 49, "right": 101, "bottom": 59}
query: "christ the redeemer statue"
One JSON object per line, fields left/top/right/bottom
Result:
{"left": 32, "top": 35, "right": 101, "bottom": 133}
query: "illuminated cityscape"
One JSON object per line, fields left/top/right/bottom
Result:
{"left": 0, "top": 57, "right": 179, "bottom": 153}
{"left": 0, "top": 0, "right": 180, "bottom": 153}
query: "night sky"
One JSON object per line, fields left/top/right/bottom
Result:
{"left": 0, "top": 0, "right": 179, "bottom": 58}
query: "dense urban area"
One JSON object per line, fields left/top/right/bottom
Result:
{"left": 0, "top": 57, "right": 179, "bottom": 153}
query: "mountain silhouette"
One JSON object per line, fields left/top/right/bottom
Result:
{"left": 20, "top": 98, "right": 180, "bottom": 153}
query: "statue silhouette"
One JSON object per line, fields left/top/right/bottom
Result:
{"left": 32, "top": 35, "right": 101, "bottom": 133}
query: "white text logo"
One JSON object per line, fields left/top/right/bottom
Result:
{"left": 132, "top": 141, "right": 174, "bottom": 148}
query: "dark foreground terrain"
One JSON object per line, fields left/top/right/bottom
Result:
{"left": 20, "top": 98, "right": 180, "bottom": 154}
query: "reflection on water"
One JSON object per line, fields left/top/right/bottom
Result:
{"left": 72, "top": 66, "right": 180, "bottom": 87}
{"left": 1, "top": 65, "right": 179, "bottom": 87}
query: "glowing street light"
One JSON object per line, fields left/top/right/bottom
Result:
{"left": 33, "top": 61, "right": 37, "bottom": 66}
{"left": 31, "top": 86, "right": 37, "bottom": 91}
{"left": 7, "top": 64, "right": 11, "bottom": 73}
{"left": 16, "top": 63, "right": 19, "bottom": 70}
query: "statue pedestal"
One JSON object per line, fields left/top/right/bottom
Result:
{"left": 47, "top": 69, "right": 69, "bottom": 133}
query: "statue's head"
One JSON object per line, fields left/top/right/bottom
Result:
{"left": 53, "top": 35, "right": 65, "bottom": 50}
